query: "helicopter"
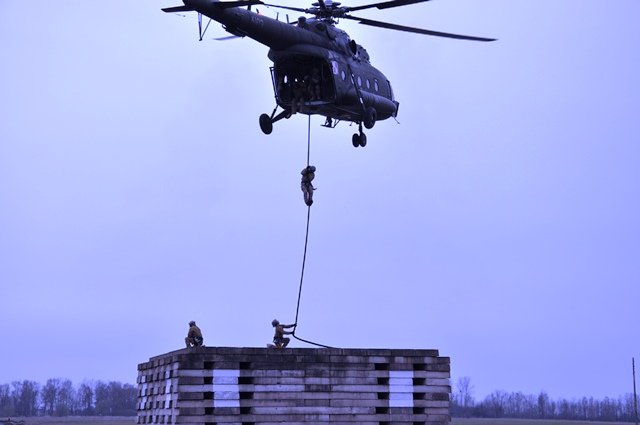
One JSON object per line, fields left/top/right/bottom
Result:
{"left": 163, "top": 0, "right": 495, "bottom": 147}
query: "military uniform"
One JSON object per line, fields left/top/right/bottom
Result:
{"left": 271, "top": 319, "right": 294, "bottom": 349}
{"left": 185, "top": 322, "right": 203, "bottom": 348}
{"left": 301, "top": 165, "right": 316, "bottom": 206}
{"left": 291, "top": 79, "right": 306, "bottom": 114}
{"left": 308, "top": 68, "right": 322, "bottom": 101}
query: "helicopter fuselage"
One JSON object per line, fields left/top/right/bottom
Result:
{"left": 180, "top": 0, "right": 399, "bottom": 124}
{"left": 167, "top": 0, "right": 493, "bottom": 145}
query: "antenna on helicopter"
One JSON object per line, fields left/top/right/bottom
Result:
{"left": 214, "top": 35, "right": 242, "bottom": 41}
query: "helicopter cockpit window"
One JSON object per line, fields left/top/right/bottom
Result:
{"left": 349, "top": 40, "right": 357, "bottom": 55}
{"left": 340, "top": 37, "right": 352, "bottom": 55}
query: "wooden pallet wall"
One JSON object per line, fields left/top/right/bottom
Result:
{"left": 137, "top": 347, "right": 450, "bottom": 425}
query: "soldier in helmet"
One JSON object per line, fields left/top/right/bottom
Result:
{"left": 271, "top": 319, "right": 295, "bottom": 349}
{"left": 185, "top": 320, "right": 204, "bottom": 348}
{"left": 307, "top": 67, "right": 322, "bottom": 101}
{"left": 300, "top": 165, "right": 316, "bottom": 206}
{"left": 291, "top": 77, "right": 306, "bottom": 114}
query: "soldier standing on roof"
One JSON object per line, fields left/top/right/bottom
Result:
{"left": 301, "top": 165, "right": 316, "bottom": 206}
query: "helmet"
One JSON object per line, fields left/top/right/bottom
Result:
{"left": 271, "top": 319, "right": 279, "bottom": 327}
{"left": 309, "top": 166, "right": 316, "bottom": 172}
{"left": 189, "top": 321, "right": 196, "bottom": 326}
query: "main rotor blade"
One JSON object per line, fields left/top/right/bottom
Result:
{"left": 346, "top": 0, "right": 430, "bottom": 12}
{"left": 215, "top": 0, "right": 263, "bottom": 8}
{"left": 345, "top": 15, "right": 496, "bottom": 41}
{"left": 262, "top": 3, "right": 308, "bottom": 13}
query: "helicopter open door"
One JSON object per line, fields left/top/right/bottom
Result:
{"left": 270, "top": 56, "right": 336, "bottom": 106}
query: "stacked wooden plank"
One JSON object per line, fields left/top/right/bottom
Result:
{"left": 137, "top": 347, "right": 450, "bottom": 425}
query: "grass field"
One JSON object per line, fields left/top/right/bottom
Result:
{"left": 453, "top": 418, "right": 636, "bottom": 425}
{"left": 2, "top": 417, "right": 134, "bottom": 425}
{"left": 3, "top": 417, "right": 635, "bottom": 425}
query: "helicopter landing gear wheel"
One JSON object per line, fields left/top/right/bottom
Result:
{"left": 351, "top": 131, "right": 367, "bottom": 148}
{"left": 363, "top": 107, "right": 377, "bottom": 130}
{"left": 259, "top": 113, "right": 273, "bottom": 135}
{"left": 355, "top": 122, "right": 367, "bottom": 147}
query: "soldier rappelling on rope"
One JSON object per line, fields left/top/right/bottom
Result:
{"left": 301, "top": 165, "right": 316, "bottom": 206}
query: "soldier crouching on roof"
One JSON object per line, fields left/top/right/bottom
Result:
{"left": 185, "top": 320, "right": 204, "bottom": 348}
{"left": 271, "top": 319, "right": 295, "bottom": 349}
{"left": 301, "top": 165, "right": 316, "bottom": 206}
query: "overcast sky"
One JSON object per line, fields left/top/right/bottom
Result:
{"left": 1, "top": 0, "right": 638, "bottom": 401}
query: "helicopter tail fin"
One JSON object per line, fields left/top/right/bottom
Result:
{"left": 162, "top": 5, "right": 196, "bottom": 13}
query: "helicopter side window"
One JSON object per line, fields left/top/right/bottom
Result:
{"left": 374, "top": 79, "right": 379, "bottom": 92}
{"left": 341, "top": 70, "right": 346, "bottom": 81}
{"left": 366, "top": 79, "right": 371, "bottom": 90}
{"left": 357, "top": 76, "right": 362, "bottom": 87}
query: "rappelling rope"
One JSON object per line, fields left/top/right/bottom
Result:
{"left": 306, "top": 113, "right": 311, "bottom": 168}
{"left": 292, "top": 114, "right": 334, "bottom": 349}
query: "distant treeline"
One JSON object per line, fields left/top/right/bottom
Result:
{"left": 452, "top": 377, "right": 639, "bottom": 422}
{"left": 0, "top": 379, "right": 136, "bottom": 417}
{"left": 3, "top": 376, "right": 638, "bottom": 421}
